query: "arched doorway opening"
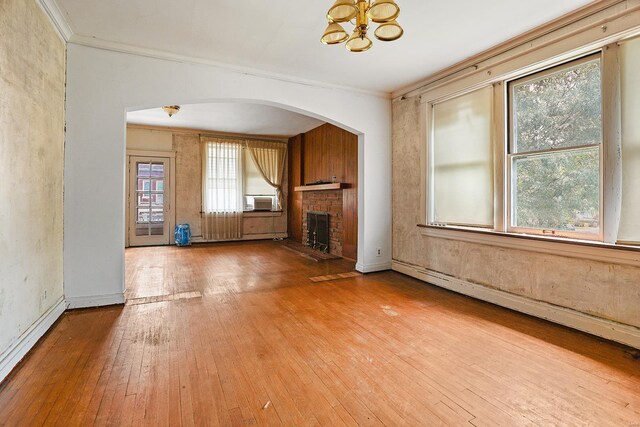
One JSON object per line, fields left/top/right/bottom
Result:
{"left": 122, "top": 100, "right": 362, "bottom": 301}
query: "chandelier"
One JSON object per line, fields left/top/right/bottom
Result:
{"left": 321, "top": 0, "right": 403, "bottom": 52}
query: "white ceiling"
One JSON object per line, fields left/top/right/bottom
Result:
{"left": 127, "top": 103, "right": 324, "bottom": 137}
{"left": 55, "top": 0, "right": 593, "bottom": 94}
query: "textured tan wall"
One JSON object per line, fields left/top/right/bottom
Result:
{"left": 127, "top": 128, "right": 287, "bottom": 239}
{"left": 173, "top": 133, "right": 203, "bottom": 237}
{"left": 392, "top": 97, "right": 640, "bottom": 328}
{"left": 126, "top": 128, "right": 173, "bottom": 151}
{"left": 0, "top": 0, "right": 65, "bottom": 353}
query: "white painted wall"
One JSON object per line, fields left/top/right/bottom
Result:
{"left": 64, "top": 43, "right": 392, "bottom": 306}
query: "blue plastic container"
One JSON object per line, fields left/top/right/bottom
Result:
{"left": 174, "top": 224, "right": 191, "bottom": 246}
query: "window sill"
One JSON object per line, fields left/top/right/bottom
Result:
{"left": 243, "top": 211, "right": 283, "bottom": 217}
{"left": 417, "top": 224, "right": 640, "bottom": 268}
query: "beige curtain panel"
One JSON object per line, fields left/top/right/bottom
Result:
{"left": 201, "top": 137, "right": 244, "bottom": 241}
{"left": 245, "top": 140, "right": 287, "bottom": 210}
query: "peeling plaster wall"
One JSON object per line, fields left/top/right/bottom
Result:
{"left": 126, "top": 127, "right": 173, "bottom": 151}
{"left": 392, "top": 97, "right": 640, "bottom": 329}
{"left": 173, "top": 133, "right": 203, "bottom": 237}
{"left": 0, "top": 0, "right": 65, "bottom": 353}
{"left": 126, "top": 127, "right": 287, "bottom": 241}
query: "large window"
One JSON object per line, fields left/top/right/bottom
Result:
{"left": 431, "top": 86, "right": 494, "bottom": 227}
{"left": 424, "top": 40, "right": 640, "bottom": 246}
{"left": 508, "top": 56, "right": 602, "bottom": 239}
{"left": 203, "top": 139, "right": 286, "bottom": 213}
{"left": 202, "top": 140, "right": 243, "bottom": 213}
{"left": 417, "top": 5, "right": 640, "bottom": 250}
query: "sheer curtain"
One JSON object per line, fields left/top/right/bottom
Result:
{"left": 201, "top": 137, "right": 243, "bottom": 240}
{"left": 245, "top": 140, "right": 287, "bottom": 210}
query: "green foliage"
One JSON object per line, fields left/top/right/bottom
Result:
{"left": 511, "top": 59, "right": 601, "bottom": 233}
{"left": 514, "top": 148, "right": 600, "bottom": 232}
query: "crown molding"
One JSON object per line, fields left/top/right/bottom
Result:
{"left": 392, "top": 0, "right": 630, "bottom": 99}
{"left": 35, "top": 0, "right": 72, "bottom": 42}
{"left": 126, "top": 123, "right": 291, "bottom": 142}
{"left": 67, "top": 34, "right": 391, "bottom": 99}
{"left": 33, "top": 0, "right": 390, "bottom": 99}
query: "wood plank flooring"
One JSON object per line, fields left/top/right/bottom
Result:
{"left": 0, "top": 240, "right": 639, "bottom": 426}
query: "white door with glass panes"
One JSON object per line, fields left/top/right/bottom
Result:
{"left": 129, "top": 156, "right": 171, "bottom": 246}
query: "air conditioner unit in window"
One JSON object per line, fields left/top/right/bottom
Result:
{"left": 253, "top": 197, "right": 273, "bottom": 211}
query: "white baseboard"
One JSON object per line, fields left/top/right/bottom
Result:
{"left": 66, "top": 292, "right": 125, "bottom": 309}
{"left": 241, "top": 233, "right": 288, "bottom": 240}
{"left": 392, "top": 260, "right": 640, "bottom": 350}
{"left": 356, "top": 261, "right": 393, "bottom": 273}
{"left": 0, "top": 297, "right": 66, "bottom": 383}
{"left": 190, "top": 233, "right": 288, "bottom": 243}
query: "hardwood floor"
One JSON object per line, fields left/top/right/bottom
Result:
{"left": 1, "top": 240, "right": 639, "bottom": 426}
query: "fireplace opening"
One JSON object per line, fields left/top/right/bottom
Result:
{"left": 306, "top": 211, "right": 329, "bottom": 252}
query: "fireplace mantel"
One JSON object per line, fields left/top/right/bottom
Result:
{"left": 294, "top": 183, "right": 346, "bottom": 192}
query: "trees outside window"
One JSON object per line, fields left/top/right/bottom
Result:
{"left": 509, "top": 56, "right": 602, "bottom": 239}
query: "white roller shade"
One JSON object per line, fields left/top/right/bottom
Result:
{"left": 618, "top": 38, "right": 640, "bottom": 244}
{"left": 432, "top": 86, "right": 494, "bottom": 227}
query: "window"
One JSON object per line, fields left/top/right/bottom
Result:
{"left": 202, "top": 140, "right": 243, "bottom": 213}
{"left": 134, "top": 161, "right": 166, "bottom": 236}
{"left": 431, "top": 86, "right": 494, "bottom": 227}
{"left": 508, "top": 56, "right": 602, "bottom": 239}
{"left": 243, "top": 149, "right": 276, "bottom": 211}
{"left": 421, "top": 25, "right": 640, "bottom": 247}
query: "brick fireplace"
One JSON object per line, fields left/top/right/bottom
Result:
{"left": 301, "top": 190, "right": 343, "bottom": 256}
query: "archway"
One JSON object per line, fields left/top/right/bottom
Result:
{"left": 63, "top": 43, "right": 391, "bottom": 307}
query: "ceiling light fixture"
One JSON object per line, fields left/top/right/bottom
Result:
{"left": 162, "top": 105, "right": 180, "bottom": 117}
{"left": 321, "top": 0, "right": 403, "bottom": 52}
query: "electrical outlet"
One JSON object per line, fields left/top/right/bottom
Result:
{"left": 376, "top": 248, "right": 382, "bottom": 257}
{"left": 41, "top": 289, "right": 47, "bottom": 304}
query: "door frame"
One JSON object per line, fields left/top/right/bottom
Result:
{"left": 125, "top": 150, "right": 177, "bottom": 247}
